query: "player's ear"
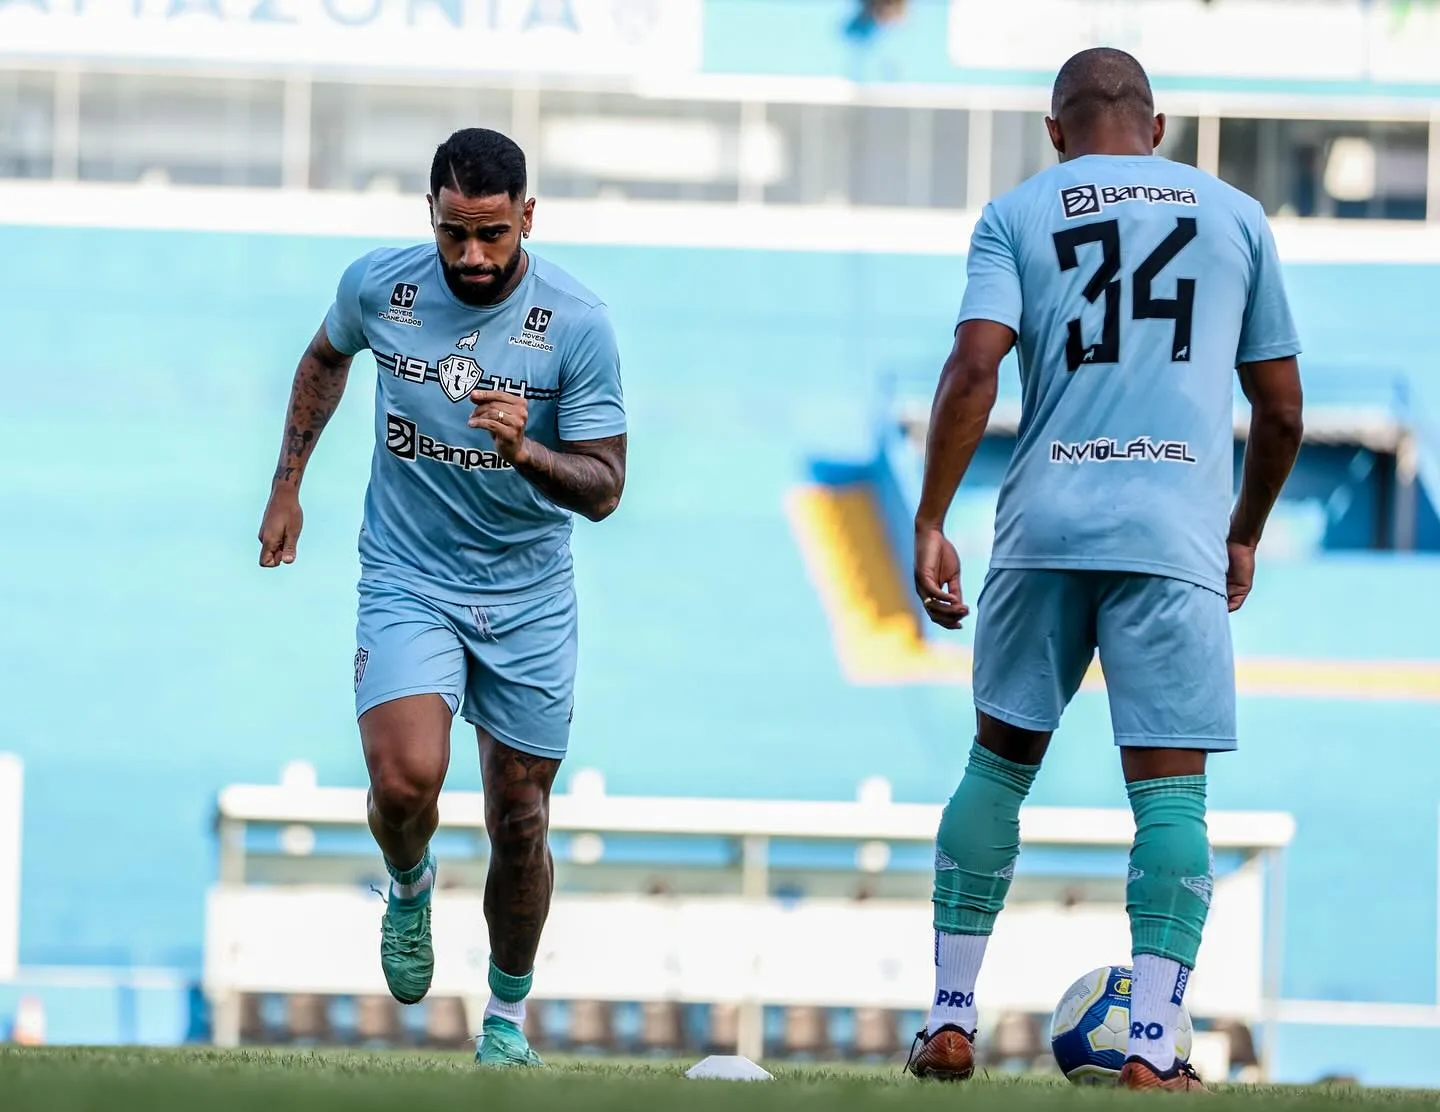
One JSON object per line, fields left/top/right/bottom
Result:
{"left": 1045, "top": 117, "right": 1065, "bottom": 158}
{"left": 426, "top": 194, "right": 435, "bottom": 228}
{"left": 1152, "top": 113, "right": 1166, "bottom": 151}
{"left": 521, "top": 196, "right": 535, "bottom": 239}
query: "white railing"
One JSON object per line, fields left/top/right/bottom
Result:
{"left": 206, "top": 775, "right": 1293, "bottom": 1072}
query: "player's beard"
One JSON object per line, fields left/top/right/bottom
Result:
{"left": 442, "top": 243, "right": 525, "bottom": 307}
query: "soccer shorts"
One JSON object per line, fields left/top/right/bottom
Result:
{"left": 353, "top": 578, "right": 578, "bottom": 760}
{"left": 971, "top": 569, "right": 1236, "bottom": 751}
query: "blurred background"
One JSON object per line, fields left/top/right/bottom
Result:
{"left": 1, "top": 0, "right": 1439, "bottom": 1088}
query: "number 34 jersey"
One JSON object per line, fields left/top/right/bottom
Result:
{"left": 957, "top": 153, "right": 1301, "bottom": 595}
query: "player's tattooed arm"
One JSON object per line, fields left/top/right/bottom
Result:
{"left": 513, "top": 434, "right": 627, "bottom": 523}
{"left": 271, "top": 324, "right": 355, "bottom": 488}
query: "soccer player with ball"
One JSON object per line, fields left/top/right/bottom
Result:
{"left": 907, "top": 47, "right": 1304, "bottom": 1091}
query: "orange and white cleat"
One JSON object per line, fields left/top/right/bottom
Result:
{"left": 903, "top": 1024, "right": 976, "bottom": 1081}
{"left": 1118, "top": 1056, "right": 1210, "bottom": 1093}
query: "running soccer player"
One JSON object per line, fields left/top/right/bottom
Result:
{"left": 256, "top": 128, "right": 626, "bottom": 1069}
{"left": 905, "top": 49, "right": 1303, "bottom": 1091}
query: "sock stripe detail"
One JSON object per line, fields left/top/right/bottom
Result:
{"left": 1126, "top": 775, "right": 1207, "bottom": 801}
{"left": 387, "top": 848, "right": 433, "bottom": 887}
{"left": 967, "top": 742, "right": 1042, "bottom": 794}
{"left": 488, "top": 958, "right": 533, "bottom": 1004}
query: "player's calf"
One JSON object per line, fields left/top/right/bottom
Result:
{"left": 928, "top": 737, "right": 1041, "bottom": 1040}
{"left": 476, "top": 734, "right": 561, "bottom": 1064}
{"left": 1124, "top": 766, "right": 1212, "bottom": 1078}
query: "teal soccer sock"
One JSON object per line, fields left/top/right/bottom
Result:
{"left": 1125, "top": 775, "right": 1212, "bottom": 966}
{"left": 928, "top": 742, "right": 1039, "bottom": 1033}
{"left": 485, "top": 958, "right": 533, "bottom": 1027}
{"left": 386, "top": 847, "right": 435, "bottom": 907}
{"left": 932, "top": 742, "right": 1040, "bottom": 935}
{"left": 1125, "top": 775, "right": 1212, "bottom": 1070}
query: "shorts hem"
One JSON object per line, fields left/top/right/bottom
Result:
{"left": 1113, "top": 733, "right": 1237, "bottom": 752}
{"left": 974, "top": 697, "right": 1059, "bottom": 733}
{"left": 463, "top": 713, "right": 568, "bottom": 761}
{"left": 357, "top": 685, "right": 460, "bottom": 720}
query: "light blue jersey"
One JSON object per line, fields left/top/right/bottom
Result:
{"left": 957, "top": 155, "right": 1300, "bottom": 595}
{"left": 324, "top": 245, "right": 626, "bottom": 605}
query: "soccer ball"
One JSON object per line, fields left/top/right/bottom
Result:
{"left": 1048, "top": 964, "right": 1193, "bottom": 1085}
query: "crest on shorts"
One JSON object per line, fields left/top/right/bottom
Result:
{"left": 354, "top": 647, "right": 369, "bottom": 690}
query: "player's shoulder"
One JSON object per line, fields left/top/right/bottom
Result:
{"left": 526, "top": 252, "right": 609, "bottom": 320}
{"left": 343, "top": 242, "right": 436, "bottom": 295}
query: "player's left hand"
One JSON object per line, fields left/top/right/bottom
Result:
{"left": 468, "top": 388, "right": 531, "bottom": 464}
{"left": 915, "top": 526, "right": 968, "bottom": 629}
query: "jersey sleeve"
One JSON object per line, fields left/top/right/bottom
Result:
{"left": 1236, "top": 206, "right": 1301, "bottom": 365}
{"left": 557, "top": 303, "right": 627, "bottom": 442}
{"left": 955, "top": 201, "right": 1023, "bottom": 332}
{"left": 322, "top": 253, "right": 372, "bottom": 356}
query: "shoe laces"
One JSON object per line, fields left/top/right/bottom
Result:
{"left": 1176, "top": 1060, "right": 1203, "bottom": 1084}
{"left": 902, "top": 1029, "right": 926, "bottom": 1076}
{"left": 374, "top": 885, "right": 427, "bottom": 953}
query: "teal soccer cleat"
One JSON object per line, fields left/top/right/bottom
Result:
{"left": 378, "top": 858, "right": 435, "bottom": 1005}
{"left": 475, "top": 1015, "right": 545, "bottom": 1068}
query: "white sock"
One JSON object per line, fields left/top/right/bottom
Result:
{"left": 389, "top": 857, "right": 435, "bottom": 903}
{"left": 484, "top": 994, "right": 526, "bottom": 1027}
{"left": 927, "top": 930, "right": 987, "bottom": 1034}
{"left": 1128, "top": 953, "right": 1189, "bottom": 1070}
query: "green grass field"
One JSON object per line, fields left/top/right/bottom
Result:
{"left": 1, "top": 1048, "right": 1433, "bottom": 1112}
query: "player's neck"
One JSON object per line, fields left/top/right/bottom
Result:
{"left": 1061, "top": 128, "right": 1155, "bottom": 161}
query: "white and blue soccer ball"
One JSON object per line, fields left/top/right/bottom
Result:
{"left": 1048, "top": 964, "right": 1193, "bottom": 1085}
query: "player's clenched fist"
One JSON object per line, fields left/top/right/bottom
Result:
{"left": 258, "top": 484, "right": 304, "bottom": 567}
{"left": 468, "top": 388, "right": 531, "bottom": 464}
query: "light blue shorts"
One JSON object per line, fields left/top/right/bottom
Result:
{"left": 353, "top": 578, "right": 578, "bottom": 760}
{"left": 971, "top": 569, "right": 1236, "bottom": 751}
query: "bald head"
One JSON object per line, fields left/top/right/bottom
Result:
{"left": 1052, "top": 47, "right": 1154, "bottom": 130}
{"left": 1046, "top": 47, "right": 1161, "bottom": 159}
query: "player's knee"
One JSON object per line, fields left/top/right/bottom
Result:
{"left": 369, "top": 761, "right": 442, "bottom": 830}
{"left": 486, "top": 791, "right": 549, "bottom": 856}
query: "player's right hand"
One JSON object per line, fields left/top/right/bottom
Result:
{"left": 915, "top": 526, "right": 969, "bottom": 629}
{"left": 258, "top": 484, "right": 304, "bottom": 568}
{"left": 1225, "top": 540, "right": 1256, "bottom": 612}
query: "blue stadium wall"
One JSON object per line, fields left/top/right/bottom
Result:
{"left": 2, "top": 223, "right": 1439, "bottom": 1082}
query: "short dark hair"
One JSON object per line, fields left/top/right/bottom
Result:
{"left": 430, "top": 128, "right": 527, "bottom": 202}
{"left": 1050, "top": 47, "right": 1154, "bottom": 132}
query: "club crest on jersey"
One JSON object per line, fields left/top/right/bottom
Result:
{"left": 508, "top": 305, "right": 555, "bottom": 352}
{"left": 456, "top": 330, "right": 479, "bottom": 351}
{"left": 1060, "top": 182, "right": 1199, "bottom": 219}
{"left": 437, "top": 354, "right": 484, "bottom": 403}
{"left": 378, "top": 282, "right": 423, "bottom": 327}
